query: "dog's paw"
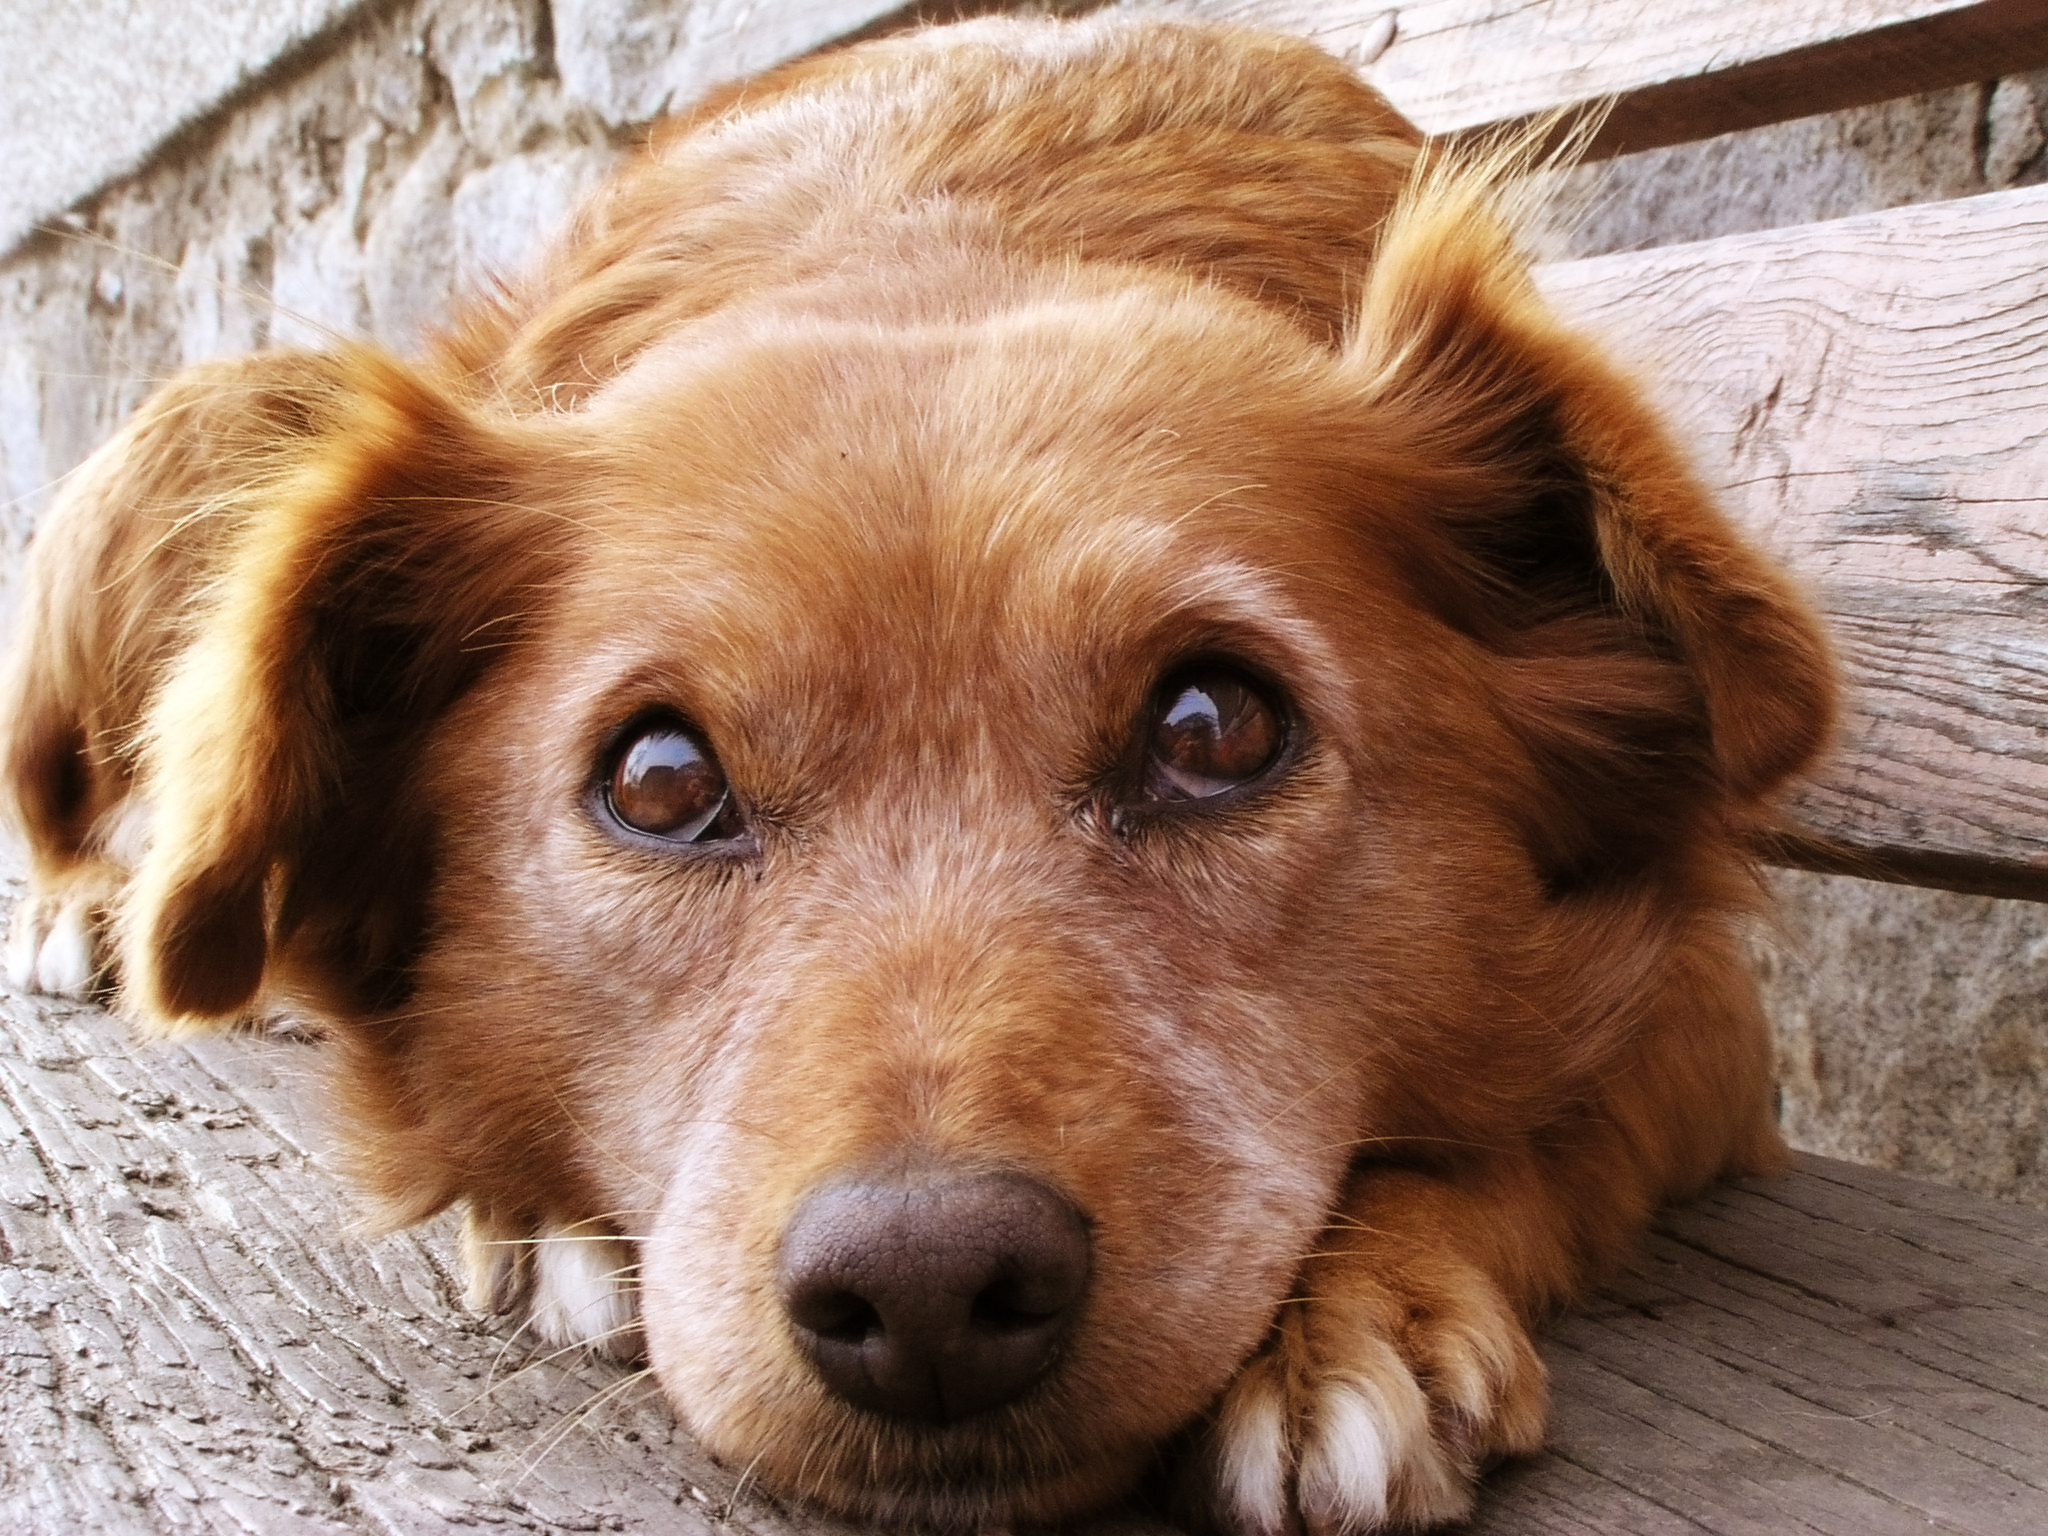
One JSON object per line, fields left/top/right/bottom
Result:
{"left": 1201, "top": 1254, "right": 1546, "bottom": 1534}
{"left": 6, "top": 886, "right": 110, "bottom": 998}
{"left": 463, "top": 1209, "right": 643, "bottom": 1356}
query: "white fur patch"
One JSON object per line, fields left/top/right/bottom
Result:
{"left": 1212, "top": 1355, "right": 1294, "bottom": 1535}
{"left": 1297, "top": 1349, "right": 1470, "bottom": 1531}
{"left": 8, "top": 898, "right": 100, "bottom": 997}
{"left": 5, "top": 905, "right": 41, "bottom": 992}
{"left": 34, "top": 900, "right": 99, "bottom": 997}
{"left": 1295, "top": 1369, "right": 1400, "bottom": 1532}
{"left": 529, "top": 1223, "right": 640, "bottom": 1353}
{"left": 98, "top": 795, "right": 154, "bottom": 871}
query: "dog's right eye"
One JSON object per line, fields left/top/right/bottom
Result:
{"left": 1138, "top": 666, "right": 1286, "bottom": 805}
{"left": 604, "top": 720, "right": 742, "bottom": 843}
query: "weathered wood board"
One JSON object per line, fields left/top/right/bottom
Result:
{"left": 1541, "top": 181, "right": 2048, "bottom": 897}
{"left": 1470, "top": 1157, "right": 2048, "bottom": 1534}
{"left": 1175, "top": 0, "right": 2048, "bottom": 153}
{"left": 6, "top": 868, "right": 2045, "bottom": 1530}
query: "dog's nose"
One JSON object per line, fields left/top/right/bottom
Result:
{"left": 778, "top": 1167, "right": 1090, "bottom": 1422}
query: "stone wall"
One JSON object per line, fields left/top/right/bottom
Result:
{"left": 2, "top": 0, "right": 2045, "bottom": 1207}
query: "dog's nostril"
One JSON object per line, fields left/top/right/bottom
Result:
{"left": 778, "top": 1168, "right": 1090, "bottom": 1423}
{"left": 794, "top": 1289, "right": 884, "bottom": 1346}
{"left": 969, "top": 1269, "right": 1076, "bottom": 1332}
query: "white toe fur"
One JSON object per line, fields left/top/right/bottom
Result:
{"left": 7, "top": 895, "right": 102, "bottom": 997}
{"left": 1212, "top": 1331, "right": 1487, "bottom": 1534}
{"left": 1212, "top": 1353, "right": 1294, "bottom": 1534}
{"left": 1296, "top": 1368, "right": 1402, "bottom": 1532}
{"left": 35, "top": 900, "right": 100, "bottom": 996}
{"left": 530, "top": 1221, "right": 641, "bottom": 1353}
{"left": 5, "top": 904, "right": 41, "bottom": 991}
{"left": 1295, "top": 1348, "right": 1469, "bottom": 1533}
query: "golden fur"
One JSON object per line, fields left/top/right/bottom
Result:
{"left": 1, "top": 16, "right": 1834, "bottom": 1531}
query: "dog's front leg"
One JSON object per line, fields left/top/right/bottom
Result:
{"left": 1195, "top": 1155, "right": 1591, "bottom": 1535}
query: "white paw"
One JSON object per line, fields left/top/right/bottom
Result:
{"left": 1214, "top": 1340, "right": 1470, "bottom": 1535}
{"left": 463, "top": 1208, "right": 641, "bottom": 1355}
{"left": 7, "top": 895, "right": 103, "bottom": 997}
{"left": 1203, "top": 1266, "right": 1545, "bottom": 1534}
{"left": 531, "top": 1221, "right": 641, "bottom": 1351}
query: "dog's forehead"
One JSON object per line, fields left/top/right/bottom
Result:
{"left": 549, "top": 302, "right": 1391, "bottom": 716}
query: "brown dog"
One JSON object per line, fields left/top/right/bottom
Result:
{"left": 1, "top": 14, "right": 1834, "bottom": 1531}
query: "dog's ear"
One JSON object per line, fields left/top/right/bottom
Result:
{"left": 125, "top": 349, "right": 561, "bottom": 1031}
{"left": 1344, "top": 158, "right": 1835, "bottom": 889}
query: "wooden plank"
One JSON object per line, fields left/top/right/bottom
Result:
{"left": 7, "top": 870, "right": 2048, "bottom": 1530}
{"left": 1474, "top": 1154, "right": 2048, "bottom": 1535}
{"left": 1168, "top": 0, "right": 2048, "bottom": 154}
{"left": 1540, "top": 182, "right": 2048, "bottom": 898}
{"left": 0, "top": 986, "right": 779, "bottom": 1532}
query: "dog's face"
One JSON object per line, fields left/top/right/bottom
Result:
{"left": 394, "top": 293, "right": 1539, "bottom": 1516}
{"left": 96, "top": 81, "right": 1830, "bottom": 1521}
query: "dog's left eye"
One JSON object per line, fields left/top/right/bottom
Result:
{"left": 1140, "top": 667, "right": 1285, "bottom": 803}
{"left": 604, "top": 720, "right": 742, "bottom": 843}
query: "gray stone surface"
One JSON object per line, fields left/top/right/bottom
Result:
{"left": 0, "top": 0, "right": 370, "bottom": 260}
{"left": 1553, "top": 71, "right": 2048, "bottom": 258}
{"left": 554, "top": 0, "right": 905, "bottom": 125}
{"left": 0, "top": 0, "right": 631, "bottom": 613}
{"left": 0, "top": 0, "right": 919, "bottom": 589}
{"left": 1759, "top": 869, "right": 2048, "bottom": 1210}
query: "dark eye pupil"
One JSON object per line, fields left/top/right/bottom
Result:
{"left": 1146, "top": 670, "right": 1282, "bottom": 801}
{"left": 608, "top": 724, "right": 732, "bottom": 841}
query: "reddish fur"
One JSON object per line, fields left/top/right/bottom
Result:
{"left": 0, "top": 16, "right": 1834, "bottom": 1531}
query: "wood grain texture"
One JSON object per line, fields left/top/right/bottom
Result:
{"left": 6, "top": 890, "right": 2046, "bottom": 1529}
{"left": 1540, "top": 182, "right": 2048, "bottom": 896}
{"left": 1474, "top": 1156, "right": 2048, "bottom": 1534}
{"left": 1166, "top": 0, "right": 2048, "bottom": 153}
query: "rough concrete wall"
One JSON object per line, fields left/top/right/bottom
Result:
{"left": 1, "top": 0, "right": 2045, "bottom": 1213}
{"left": 0, "top": 0, "right": 906, "bottom": 596}
{"left": 0, "top": 0, "right": 370, "bottom": 259}
{"left": 1760, "top": 869, "right": 2048, "bottom": 1207}
{"left": 1555, "top": 71, "right": 2048, "bottom": 258}
{"left": 0, "top": 0, "right": 623, "bottom": 606}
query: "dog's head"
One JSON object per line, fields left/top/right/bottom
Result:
{"left": 121, "top": 162, "right": 1830, "bottom": 1524}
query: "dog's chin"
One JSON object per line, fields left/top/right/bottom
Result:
{"left": 661, "top": 1365, "right": 1156, "bottom": 1529}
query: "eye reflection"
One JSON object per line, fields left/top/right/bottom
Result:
{"left": 605, "top": 720, "right": 738, "bottom": 843}
{"left": 1142, "top": 668, "right": 1284, "bottom": 802}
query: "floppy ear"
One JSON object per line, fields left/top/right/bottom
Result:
{"left": 125, "top": 348, "right": 564, "bottom": 1031}
{"left": 1346, "top": 157, "right": 1836, "bottom": 889}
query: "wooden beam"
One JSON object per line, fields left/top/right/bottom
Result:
{"left": 1540, "top": 182, "right": 2048, "bottom": 897}
{"left": 1571, "top": 0, "right": 2048, "bottom": 157}
{"left": 1179, "top": 0, "right": 2048, "bottom": 154}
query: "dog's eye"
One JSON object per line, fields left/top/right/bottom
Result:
{"left": 605, "top": 720, "right": 740, "bottom": 842}
{"left": 1141, "top": 667, "right": 1284, "bottom": 802}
